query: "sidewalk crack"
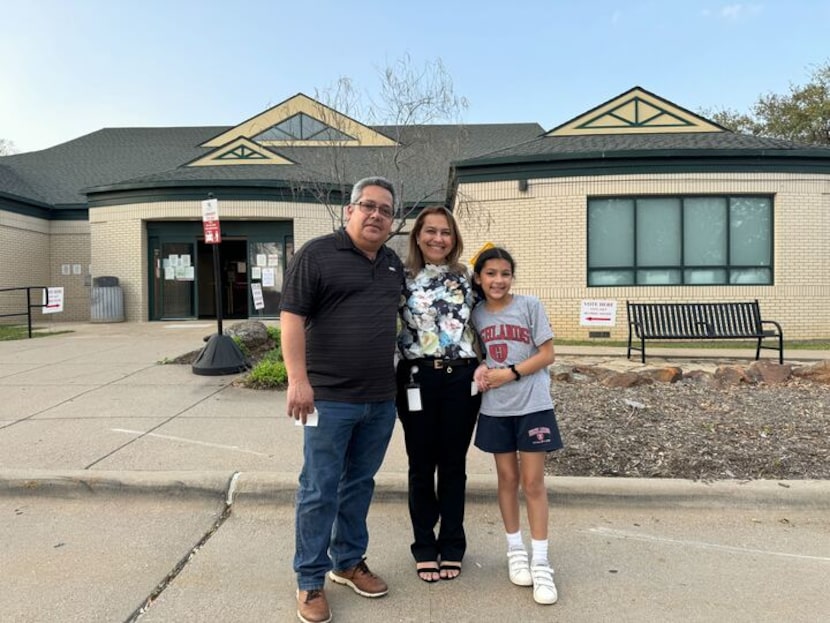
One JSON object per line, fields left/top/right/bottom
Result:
{"left": 123, "top": 471, "right": 241, "bottom": 622}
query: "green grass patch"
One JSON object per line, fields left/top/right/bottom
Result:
{"left": 0, "top": 325, "right": 73, "bottom": 341}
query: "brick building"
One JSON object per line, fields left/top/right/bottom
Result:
{"left": 1, "top": 87, "right": 828, "bottom": 339}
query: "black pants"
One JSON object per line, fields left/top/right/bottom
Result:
{"left": 395, "top": 359, "right": 481, "bottom": 563}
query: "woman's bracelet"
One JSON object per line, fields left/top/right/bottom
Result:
{"left": 509, "top": 364, "right": 522, "bottom": 381}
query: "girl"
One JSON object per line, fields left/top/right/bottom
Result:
{"left": 471, "top": 247, "right": 563, "bottom": 605}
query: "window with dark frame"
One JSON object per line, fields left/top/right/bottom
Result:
{"left": 587, "top": 195, "right": 772, "bottom": 286}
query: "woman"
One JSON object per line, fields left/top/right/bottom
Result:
{"left": 396, "top": 205, "right": 481, "bottom": 582}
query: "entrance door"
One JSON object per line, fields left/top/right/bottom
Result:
{"left": 148, "top": 221, "right": 291, "bottom": 321}
{"left": 197, "top": 238, "right": 248, "bottom": 319}
{"left": 155, "top": 241, "right": 196, "bottom": 319}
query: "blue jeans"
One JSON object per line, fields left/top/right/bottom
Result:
{"left": 294, "top": 399, "right": 396, "bottom": 590}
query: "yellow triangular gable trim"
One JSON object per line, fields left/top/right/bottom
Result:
{"left": 200, "top": 93, "right": 397, "bottom": 148}
{"left": 188, "top": 137, "right": 294, "bottom": 167}
{"left": 548, "top": 87, "right": 725, "bottom": 136}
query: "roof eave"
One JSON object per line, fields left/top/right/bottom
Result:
{"left": 83, "top": 177, "right": 306, "bottom": 196}
{"left": 454, "top": 147, "right": 830, "bottom": 169}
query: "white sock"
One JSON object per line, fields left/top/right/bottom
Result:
{"left": 506, "top": 530, "right": 524, "bottom": 551}
{"left": 531, "top": 538, "right": 549, "bottom": 566}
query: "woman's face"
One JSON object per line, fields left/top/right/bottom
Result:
{"left": 417, "top": 213, "right": 454, "bottom": 265}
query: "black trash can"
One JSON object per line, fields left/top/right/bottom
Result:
{"left": 90, "top": 276, "right": 125, "bottom": 323}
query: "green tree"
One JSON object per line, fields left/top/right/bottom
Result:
{"left": 702, "top": 61, "right": 830, "bottom": 145}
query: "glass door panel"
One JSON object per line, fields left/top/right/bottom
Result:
{"left": 160, "top": 242, "right": 196, "bottom": 318}
{"left": 249, "top": 240, "right": 283, "bottom": 317}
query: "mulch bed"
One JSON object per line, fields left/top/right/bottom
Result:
{"left": 546, "top": 377, "right": 830, "bottom": 481}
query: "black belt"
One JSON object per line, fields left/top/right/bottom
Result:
{"left": 412, "top": 358, "right": 477, "bottom": 370}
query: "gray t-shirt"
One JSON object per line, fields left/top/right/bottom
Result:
{"left": 472, "top": 294, "right": 554, "bottom": 416}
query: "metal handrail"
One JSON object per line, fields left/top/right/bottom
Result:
{"left": 0, "top": 286, "right": 50, "bottom": 338}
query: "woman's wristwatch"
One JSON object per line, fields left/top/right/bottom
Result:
{"left": 509, "top": 364, "right": 522, "bottom": 381}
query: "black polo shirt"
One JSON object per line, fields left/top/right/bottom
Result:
{"left": 280, "top": 228, "right": 404, "bottom": 402}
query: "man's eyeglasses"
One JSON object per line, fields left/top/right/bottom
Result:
{"left": 353, "top": 200, "right": 394, "bottom": 220}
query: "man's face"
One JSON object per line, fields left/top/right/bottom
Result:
{"left": 344, "top": 184, "right": 395, "bottom": 252}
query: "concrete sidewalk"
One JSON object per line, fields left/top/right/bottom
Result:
{"left": 1, "top": 321, "right": 829, "bottom": 622}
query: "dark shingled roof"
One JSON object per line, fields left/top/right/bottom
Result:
{"left": 0, "top": 164, "right": 50, "bottom": 205}
{"left": 459, "top": 131, "right": 830, "bottom": 165}
{"left": 0, "top": 123, "right": 544, "bottom": 208}
{"left": 0, "top": 127, "right": 221, "bottom": 205}
{"left": 5, "top": 111, "right": 830, "bottom": 213}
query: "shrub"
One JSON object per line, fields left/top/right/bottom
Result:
{"left": 248, "top": 359, "right": 287, "bottom": 388}
{"left": 266, "top": 325, "right": 281, "bottom": 343}
{"left": 231, "top": 335, "right": 250, "bottom": 356}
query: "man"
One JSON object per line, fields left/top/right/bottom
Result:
{"left": 280, "top": 176, "right": 404, "bottom": 623}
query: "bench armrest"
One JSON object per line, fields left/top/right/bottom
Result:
{"left": 760, "top": 319, "right": 783, "bottom": 336}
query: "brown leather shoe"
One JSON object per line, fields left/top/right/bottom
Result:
{"left": 328, "top": 559, "right": 388, "bottom": 597}
{"left": 296, "top": 588, "right": 331, "bottom": 623}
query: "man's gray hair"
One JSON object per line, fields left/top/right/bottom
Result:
{"left": 350, "top": 176, "right": 397, "bottom": 208}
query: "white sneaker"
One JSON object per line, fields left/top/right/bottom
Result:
{"left": 507, "top": 549, "right": 532, "bottom": 586}
{"left": 531, "top": 563, "right": 558, "bottom": 605}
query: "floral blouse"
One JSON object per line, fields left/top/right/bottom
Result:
{"left": 398, "top": 263, "right": 478, "bottom": 360}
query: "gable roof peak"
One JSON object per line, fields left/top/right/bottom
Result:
{"left": 549, "top": 86, "right": 727, "bottom": 136}
{"left": 200, "top": 93, "right": 396, "bottom": 148}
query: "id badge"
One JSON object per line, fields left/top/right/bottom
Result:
{"left": 406, "top": 384, "right": 422, "bottom": 411}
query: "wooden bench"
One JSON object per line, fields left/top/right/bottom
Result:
{"left": 626, "top": 300, "right": 783, "bottom": 364}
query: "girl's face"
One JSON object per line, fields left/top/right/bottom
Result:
{"left": 417, "top": 213, "right": 454, "bottom": 265}
{"left": 475, "top": 257, "right": 514, "bottom": 303}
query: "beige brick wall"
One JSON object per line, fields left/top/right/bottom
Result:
{"left": 455, "top": 172, "right": 830, "bottom": 341}
{"left": 48, "top": 220, "right": 91, "bottom": 322}
{"left": 0, "top": 210, "right": 51, "bottom": 324}
{"left": 90, "top": 199, "right": 332, "bottom": 321}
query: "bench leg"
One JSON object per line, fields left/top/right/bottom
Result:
{"left": 640, "top": 338, "right": 646, "bottom": 364}
{"left": 755, "top": 338, "right": 762, "bottom": 361}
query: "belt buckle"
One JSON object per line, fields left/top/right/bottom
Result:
{"left": 434, "top": 360, "right": 453, "bottom": 373}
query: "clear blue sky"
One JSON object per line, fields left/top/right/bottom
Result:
{"left": 2, "top": 0, "right": 828, "bottom": 153}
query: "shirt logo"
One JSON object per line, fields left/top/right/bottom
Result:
{"left": 489, "top": 343, "right": 508, "bottom": 363}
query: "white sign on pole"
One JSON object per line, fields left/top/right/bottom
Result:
{"left": 201, "top": 198, "right": 222, "bottom": 244}
{"left": 42, "top": 287, "right": 65, "bottom": 314}
{"left": 251, "top": 283, "right": 265, "bottom": 310}
{"left": 579, "top": 300, "right": 617, "bottom": 327}
{"left": 201, "top": 198, "right": 219, "bottom": 221}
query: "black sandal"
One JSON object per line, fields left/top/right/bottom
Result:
{"left": 439, "top": 562, "right": 462, "bottom": 580}
{"left": 416, "top": 564, "right": 440, "bottom": 583}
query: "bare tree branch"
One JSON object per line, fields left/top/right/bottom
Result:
{"left": 283, "top": 55, "right": 481, "bottom": 239}
{"left": 0, "top": 138, "right": 17, "bottom": 156}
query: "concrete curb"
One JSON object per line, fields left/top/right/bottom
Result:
{"left": 542, "top": 475, "right": 830, "bottom": 509}
{"left": 0, "top": 469, "right": 233, "bottom": 500}
{"left": 2, "top": 469, "right": 829, "bottom": 509}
